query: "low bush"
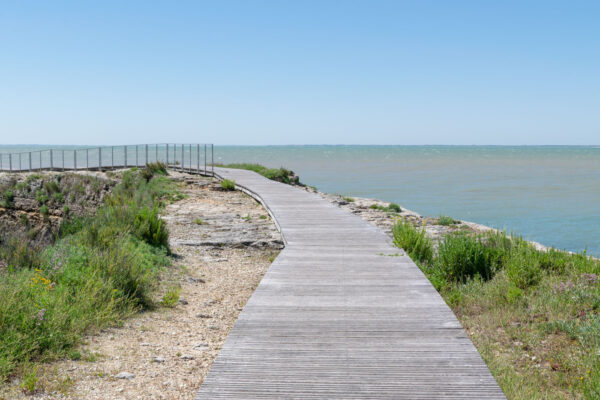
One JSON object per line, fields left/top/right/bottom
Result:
{"left": 221, "top": 179, "right": 236, "bottom": 191}
{"left": 0, "top": 189, "right": 14, "bottom": 208}
{"left": 437, "top": 215, "right": 458, "bottom": 226}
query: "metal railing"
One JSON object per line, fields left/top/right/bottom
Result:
{"left": 0, "top": 144, "right": 214, "bottom": 176}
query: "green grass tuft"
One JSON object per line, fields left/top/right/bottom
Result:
{"left": 221, "top": 179, "right": 236, "bottom": 191}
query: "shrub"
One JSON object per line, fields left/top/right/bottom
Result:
{"left": 221, "top": 179, "right": 236, "bottom": 191}
{"left": 438, "top": 215, "right": 458, "bottom": 226}
{"left": 370, "top": 203, "right": 401, "bottom": 213}
{"left": 195, "top": 218, "right": 203, "bottom": 225}
{"left": 505, "top": 247, "right": 543, "bottom": 289}
{"left": 436, "top": 233, "right": 500, "bottom": 283}
{"left": 161, "top": 286, "right": 181, "bottom": 308}
{"left": 392, "top": 220, "right": 433, "bottom": 265}
{"left": 43, "top": 181, "right": 60, "bottom": 194}
{"left": 388, "top": 203, "right": 401, "bottom": 213}
{"left": 0, "top": 189, "right": 14, "bottom": 208}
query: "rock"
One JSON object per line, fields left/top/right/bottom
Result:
{"left": 180, "top": 354, "right": 195, "bottom": 360}
{"left": 114, "top": 372, "right": 135, "bottom": 380}
{"left": 193, "top": 343, "right": 209, "bottom": 351}
{"left": 178, "top": 297, "right": 189, "bottom": 305}
{"left": 187, "top": 277, "right": 205, "bottom": 284}
{"left": 140, "top": 342, "right": 151, "bottom": 346}
{"left": 196, "top": 313, "right": 211, "bottom": 319}
{"left": 152, "top": 356, "right": 166, "bottom": 363}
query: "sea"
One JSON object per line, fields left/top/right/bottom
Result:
{"left": 1, "top": 145, "right": 599, "bottom": 256}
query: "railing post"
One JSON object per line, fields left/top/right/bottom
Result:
{"left": 29, "top": 152, "right": 32, "bottom": 172}
{"left": 204, "top": 144, "right": 207, "bottom": 174}
{"left": 166, "top": 144, "right": 169, "bottom": 165}
{"left": 74, "top": 150, "right": 77, "bottom": 170}
{"left": 197, "top": 144, "right": 200, "bottom": 172}
{"left": 50, "top": 150, "right": 53, "bottom": 170}
{"left": 86, "top": 148, "right": 89, "bottom": 170}
{"left": 155, "top": 144, "right": 158, "bottom": 163}
{"left": 111, "top": 146, "right": 114, "bottom": 169}
{"left": 188, "top": 144, "right": 192, "bottom": 172}
{"left": 62, "top": 150, "right": 65, "bottom": 171}
{"left": 145, "top": 144, "right": 148, "bottom": 166}
{"left": 136, "top": 145, "right": 139, "bottom": 166}
{"left": 38, "top": 152, "right": 41, "bottom": 171}
{"left": 124, "top": 146, "right": 127, "bottom": 167}
{"left": 8, "top": 154, "right": 12, "bottom": 172}
{"left": 99, "top": 147, "right": 102, "bottom": 170}
{"left": 181, "top": 144, "right": 184, "bottom": 170}
{"left": 211, "top": 144, "right": 214, "bottom": 177}
{"left": 19, "top": 153, "right": 22, "bottom": 171}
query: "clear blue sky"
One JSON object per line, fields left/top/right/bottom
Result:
{"left": 1, "top": 1, "right": 599, "bottom": 145}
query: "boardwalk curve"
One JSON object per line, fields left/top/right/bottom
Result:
{"left": 197, "top": 168, "right": 505, "bottom": 399}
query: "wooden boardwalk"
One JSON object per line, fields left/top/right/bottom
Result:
{"left": 196, "top": 168, "right": 505, "bottom": 399}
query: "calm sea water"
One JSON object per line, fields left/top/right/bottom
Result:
{"left": 1, "top": 145, "right": 599, "bottom": 256}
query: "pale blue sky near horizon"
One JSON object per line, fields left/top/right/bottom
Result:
{"left": 1, "top": 1, "right": 599, "bottom": 145}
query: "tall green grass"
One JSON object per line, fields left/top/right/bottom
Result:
{"left": 0, "top": 168, "right": 177, "bottom": 380}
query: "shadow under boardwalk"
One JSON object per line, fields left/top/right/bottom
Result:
{"left": 196, "top": 168, "right": 505, "bottom": 399}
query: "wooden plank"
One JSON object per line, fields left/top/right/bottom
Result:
{"left": 195, "top": 167, "right": 504, "bottom": 399}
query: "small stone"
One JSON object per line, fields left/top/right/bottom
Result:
{"left": 180, "top": 354, "right": 195, "bottom": 360}
{"left": 152, "top": 356, "right": 166, "bottom": 363}
{"left": 178, "top": 298, "right": 189, "bottom": 305}
{"left": 140, "top": 342, "right": 150, "bottom": 346}
{"left": 196, "top": 313, "right": 211, "bottom": 319}
{"left": 193, "top": 343, "right": 209, "bottom": 351}
{"left": 115, "top": 372, "right": 135, "bottom": 380}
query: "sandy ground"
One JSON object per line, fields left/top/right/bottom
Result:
{"left": 0, "top": 173, "right": 280, "bottom": 399}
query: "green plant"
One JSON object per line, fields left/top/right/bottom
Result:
{"left": 43, "top": 181, "right": 60, "bottom": 194}
{"left": 388, "top": 203, "right": 401, "bottom": 213}
{"left": 40, "top": 205, "right": 50, "bottom": 219}
{"left": 370, "top": 203, "right": 401, "bottom": 213}
{"left": 392, "top": 220, "right": 433, "bottom": 265}
{"left": 342, "top": 196, "right": 355, "bottom": 202}
{"left": 436, "top": 233, "right": 500, "bottom": 283}
{"left": 438, "top": 215, "right": 458, "bottom": 226}
{"left": 221, "top": 179, "right": 236, "bottom": 191}
{"left": 161, "top": 286, "right": 181, "bottom": 308}
{"left": 195, "top": 218, "right": 203, "bottom": 225}
{"left": 1, "top": 189, "right": 15, "bottom": 208}
{"left": 20, "top": 365, "right": 38, "bottom": 395}
{"left": 217, "top": 163, "right": 301, "bottom": 185}
{"left": 259, "top": 215, "right": 267, "bottom": 219}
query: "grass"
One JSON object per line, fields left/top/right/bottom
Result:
{"left": 217, "top": 163, "right": 301, "bottom": 185}
{"left": 370, "top": 202, "right": 402, "bottom": 213}
{"left": 0, "top": 168, "right": 179, "bottom": 381}
{"left": 393, "top": 221, "right": 600, "bottom": 399}
{"left": 161, "top": 286, "right": 181, "bottom": 308}
{"left": 195, "top": 218, "right": 203, "bottom": 225}
{"left": 221, "top": 179, "right": 236, "bottom": 191}
{"left": 438, "top": 215, "right": 459, "bottom": 226}
{"left": 342, "top": 196, "right": 355, "bottom": 202}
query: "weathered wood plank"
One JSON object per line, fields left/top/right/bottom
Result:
{"left": 195, "top": 167, "right": 505, "bottom": 399}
